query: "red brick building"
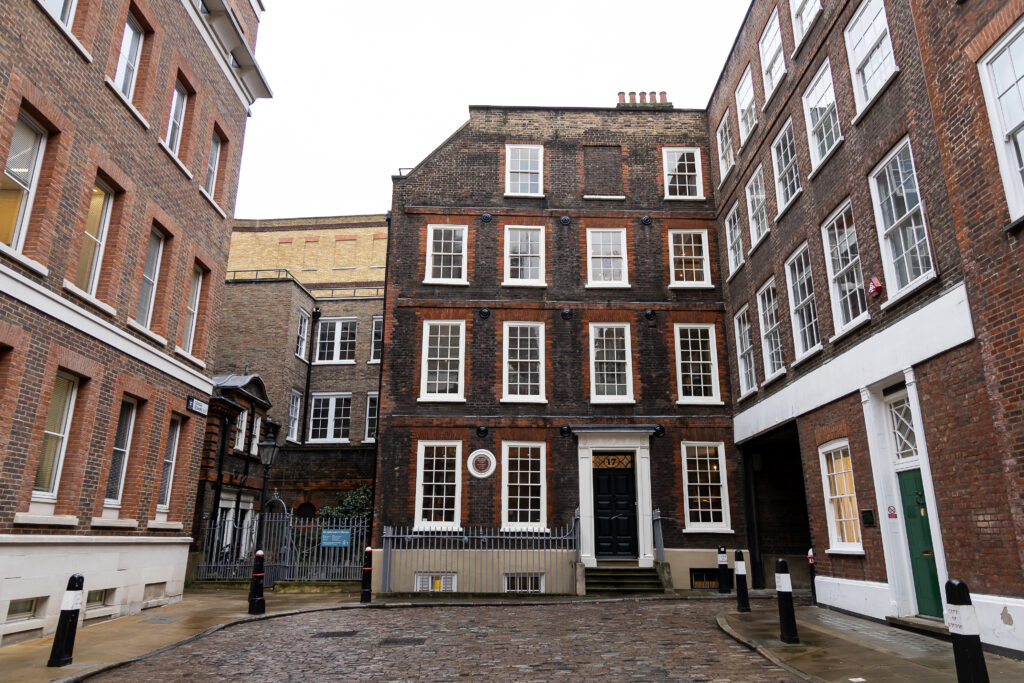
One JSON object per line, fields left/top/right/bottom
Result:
{"left": 0, "top": 0, "right": 269, "bottom": 643}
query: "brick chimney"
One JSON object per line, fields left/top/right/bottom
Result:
{"left": 617, "top": 90, "right": 673, "bottom": 109}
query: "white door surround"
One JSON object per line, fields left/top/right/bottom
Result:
{"left": 575, "top": 428, "right": 656, "bottom": 568}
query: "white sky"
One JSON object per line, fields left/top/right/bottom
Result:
{"left": 234, "top": 0, "right": 752, "bottom": 219}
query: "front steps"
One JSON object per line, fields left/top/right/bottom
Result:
{"left": 585, "top": 563, "right": 665, "bottom": 595}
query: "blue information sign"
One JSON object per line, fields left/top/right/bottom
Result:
{"left": 321, "top": 529, "right": 351, "bottom": 548}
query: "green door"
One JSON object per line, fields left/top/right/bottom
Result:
{"left": 897, "top": 469, "right": 942, "bottom": 617}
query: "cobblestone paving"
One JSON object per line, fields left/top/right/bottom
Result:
{"left": 95, "top": 599, "right": 796, "bottom": 682}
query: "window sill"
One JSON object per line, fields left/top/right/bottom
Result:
{"left": 368, "top": 359, "right": 380, "bottom": 364}
{"left": 825, "top": 547, "right": 866, "bottom": 556}
{"left": 294, "top": 353, "right": 309, "bottom": 364}
{"left": 504, "top": 193, "right": 545, "bottom": 199}
{"left": 13, "top": 512, "right": 79, "bottom": 526}
{"left": 500, "top": 398, "right": 548, "bottom": 404}
{"left": 148, "top": 520, "right": 184, "bottom": 530}
{"left": 501, "top": 281, "right": 547, "bottom": 288}
{"left": 417, "top": 397, "right": 467, "bottom": 403}
{"left": 828, "top": 314, "right": 871, "bottom": 344}
{"left": 774, "top": 187, "right": 804, "bottom": 222}
{"left": 761, "top": 71, "right": 788, "bottom": 112}
{"left": 308, "top": 439, "right": 350, "bottom": 445}
{"left": 585, "top": 282, "right": 631, "bottom": 289}
{"left": 880, "top": 271, "right": 938, "bottom": 311}
{"left": 199, "top": 187, "right": 227, "bottom": 218}
{"left": 668, "top": 282, "right": 714, "bottom": 290}
{"left": 174, "top": 346, "right": 206, "bottom": 369}
{"left": 158, "top": 140, "right": 194, "bottom": 180}
{"left": 808, "top": 138, "right": 845, "bottom": 181}
{"left": 590, "top": 398, "right": 636, "bottom": 405}
{"left": 422, "top": 280, "right": 470, "bottom": 286}
{"left": 90, "top": 517, "right": 139, "bottom": 528}
{"left": 363, "top": 438, "right": 376, "bottom": 444}
{"left": 583, "top": 195, "right": 626, "bottom": 201}
{"left": 748, "top": 232, "right": 769, "bottom": 258}
{"left": 725, "top": 262, "right": 745, "bottom": 283}
{"left": 370, "top": 265, "right": 386, "bottom": 269}
{"left": 851, "top": 68, "right": 901, "bottom": 126}
{"left": 313, "top": 360, "right": 356, "bottom": 366}
{"left": 0, "top": 617, "right": 46, "bottom": 636}
{"left": 0, "top": 242, "right": 49, "bottom": 277}
{"left": 300, "top": 268, "right": 317, "bottom": 272}
{"left": 127, "top": 317, "right": 168, "bottom": 346}
{"left": 1002, "top": 214, "right": 1024, "bottom": 235}
{"left": 761, "top": 369, "right": 787, "bottom": 388}
{"left": 682, "top": 528, "right": 735, "bottom": 534}
{"left": 501, "top": 526, "right": 551, "bottom": 533}
{"left": 103, "top": 77, "right": 151, "bottom": 130}
{"left": 332, "top": 266, "right": 356, "bottom": 270}
{"left": 413, "top": 524, "right": 464, "bottom": 533}
{"left": 63, "top": 280, "right": 117, "bottom": 317}
{"left": 32, "top": 0, "right": 93, "bottom": 63}
{"left": 677, "top": 399, "right": 725, "bottom": 406}
{"left": 737, "top": 387, "right": 759, "bottom": 403}
{"left": 664, "top": 195, "right": 707, "bottom": 201}
{"left": 790, "top": 344, "right": 823, "bottom": 369}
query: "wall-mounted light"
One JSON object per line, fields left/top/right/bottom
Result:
{"left": 560, "top": 425, "right": 572, "bottom": 437}
{"left": 653, "top": 425, "right": 666, "bottom": 438}
{"left": 640, "top": 215, "right": 653, "bottom": 226}
{"left": 478, "top": 308, "right": 491, "bottom": 319}
{"left": 644, "top": 309, "right": 656, "bottom": 321}
{"left": 561, "top": 309, "right": 573, "bottom": 320}
{"left": 476, "top": 426, "right": 488, "bottom": 438}
{"left": 481, "top": 212, "right": 492, "bottom": 223}
{"left": 560, "top": 215, "right": 572, "bottom": 226}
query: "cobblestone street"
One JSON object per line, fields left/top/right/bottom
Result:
{"left": 94, "top": 600, "right": 794, "bottom": 682}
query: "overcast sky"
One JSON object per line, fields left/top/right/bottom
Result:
{"left": 234, "top": 0, "right": 752, "bottom": 219}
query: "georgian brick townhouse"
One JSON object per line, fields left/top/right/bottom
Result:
{"left": 0, "top": 0, "right": 269, "bottom": 644}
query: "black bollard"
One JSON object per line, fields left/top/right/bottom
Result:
{"left": 717, "top": 545, "right": 730, "bottom": 594}
{"left": 248, "top": 550, "right": 266, "bottom": 615}
{"left": 360, "top": 546, "right": 373, "bottom": 603}
{"left": 735, "top": 549, "right": 750, "bottom": 613}
{"left": 47, "top": 574, "right": 84, "bottom": 667}
{"left": 945, "top": 580, "right": 989, "bottom": 683}
{"left": 807, "top": 548, "right": 817, "bottom": 606}
{"left": 776, "top": 558, "right": 799, "bottom": 644}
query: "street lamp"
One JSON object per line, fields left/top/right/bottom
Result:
{"left": 248, "top": 421, "right": 279, "bottom": 615}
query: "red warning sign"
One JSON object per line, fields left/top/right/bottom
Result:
{"left": 887, "top": 505, "right": 898, "bottom": 519}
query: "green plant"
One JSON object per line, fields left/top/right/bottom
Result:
{"left": 318, "top": 485, "right": 372, "bottom": 519}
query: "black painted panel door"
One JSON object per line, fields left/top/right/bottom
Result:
{"left": 593, "top": 468, "right": 638, "bottom": 557}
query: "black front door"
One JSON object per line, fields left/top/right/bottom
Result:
{"left": 593, "top": 460, "right": 638, "bottom": 557}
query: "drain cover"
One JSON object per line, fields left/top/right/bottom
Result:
{"left": 380, "top": 637, "right": 425, "bottom": 646}
{"left": 313, "top": 631, "right": 358, "bottom": 638}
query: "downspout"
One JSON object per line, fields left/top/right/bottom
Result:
{"left": 300, "top": 307, "right": 321, "bottom": 443}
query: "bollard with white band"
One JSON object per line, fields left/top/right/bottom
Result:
{"left": 360, "top": 546, "right": 373, "bottom": 604}
{"left": 775, "top": 558, "right": 799, "bottom": 644}
{"left": 717, "top": 545, "right": 730, "bottom": 594}
{"left": 807, "top": 548, "right": 817, "bottom": 606}
{"left": 47, "top": 574, "right": 84, "bottom": 667}
{"left": 248, "top": 550, "right": 266, "bottom": 615}
{"left": 735, "top": 549, "right": 750, "bottom": 613}
{"left": 945, "top": 579, "right": 989, "bottom": 683}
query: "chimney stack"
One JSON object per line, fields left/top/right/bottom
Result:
{"left": 639, "top": 92, "right": 647, "bottom": 104}
{"left": 629, "top": 91, "right": 636, "bottom": 103}
{"left": 660, "top": 91, "right": 667, "bottom": 103}
{"left": 649, "top": 91, "right": 657, "bottom": 103}
{"left": 617, "top": 90, "right": 672, "bottom": 109}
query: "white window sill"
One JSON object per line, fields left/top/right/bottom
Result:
{"left": 504, "top": 193, "right": 545, "bottom": 199}
{"left": 32, "top": 0, "right": 93, "bottom": 63}
{"left": 677, "top": 399, "right": 725, "bottom": 406}
{"left": 500, "top": 397, "right": 548, "bottom": 404}
{"left": 363, "top": 438, "right": 376, "bottom": 444}
{"left": 148, "top": 520, "right": 184, "bottom": 530}
{"left": 668, "top": 282, "right": 714, "bottom": 290}
{"left": 738, "top": 120, "right": 759, "bottom": 152}
{"left": 590, "top": 398, "right": 636, "bottom": 405}
{"left": 308, "top": 439, "right": 350, "bottom": 445}
{"left": 332, "top": 266, "right": 356, "bottom": 270}
{"left": 301, "top": 268, "right": 317, "bottom": 271}
{"left": 158, "top": 140, "right": 194, "bottom": 180}
{"left": 0, "top": 241, "right": 49, "bottom": 276}
{"left": 826, "top": 547, "right": 866, "bottom": 556}
{"left": 84, "top": 605, "right": 119, "bottom": 620}
{"left": 725, "top": 262, "right": 745, "bottom": 283}
{"left": 370, "top": 265, "right": 386, "bottom": 269}
{"left": 585, "top": 282, "right": 631, "bottom": 289}
{"left": 880, "top": 271, "right": 938, "bottom": 311}
{"left": 368, "top": 359, "right": 381, "bottom": 364}
{"left": 90, "top": 517, "right": 139, "bottom": 528}
{"left": 417, "top": 397, "right": 467, "bottom": 403}
{"left": 127, "top": 317, "right": 168, "bottom": 346}
{"left": 501, "top": 281, "right": 547, "bottom": 288}
{"left": 682, "top": 528, "right": 735, "bottom": 534}
{"left": 761, "top": 369, "right": 787, "bottom": 388}
{"left": 294, "top": 353, "right": 309, "bottom": 364}
{"left": 423, "top": 280, "right": 470, "bottom": 286}
{"left": 313, "top": 360, "right": 356, "bottom": 366}
{"left": 774, "top": 187, "right": 804, "bottom": 222}
{"left": 63, "top": 280, "right": 117, "bottom": 317}
{"left": 413, "top": 524, "right": 463, "bottom": 533}
{"left": 174, "top": 345, "right": 206, "bottom": 369}
{"left": 0, "top": 617, "right": 46, "bottom": 637}
{"left": 761, "top": 71, "right": 788, "bottom": 112}
{"left": 583, "top": 195, "right": 626, "bottom": 201}
{"left": 851, "top": 68, "right": 901, "bottom": 126}
{"left": 103, "top": 77, "right": 150, "bottom": 129}
{"left": 199, "top": 187, "right": 227, "bottom": 218}
{"left": 286, "top": 438, "right": 300, "bottom": 445}
{"left": 13, "top": 512, "right": 79, "bottom": 526}
{"left": 718, "top": 163, "right": 735, "bottom": 189}
{"left": 748, "top": 232, "right": 769, "bottom": 258}
{"left": 501, "top": 526, "right": 551, "bottom": 533}
{"left": 828, "top": 313, "right": 871, "bottom": 344}
{"left": 664, "top": 195, "right": 707, "bottom": 201}
{"left": 737, "top": 387, "right": 759, "bottom": 403}
{"left": 791, "top": 344, "right": 824, "bottom": 369}
{"left": 790, "top": 11, "right": 821, "bottom": 59}
{"left": 808, "top": 138, "right": 845, "bottom": 181}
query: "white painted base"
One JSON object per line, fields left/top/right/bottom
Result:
{"left": 0, "top": 535, "right": 190, "bottom": 647}
{"left": 967, "top": 592, "right": 1024, "bottom": 654}
{"left": 662, "top": 548, "right": 748, "bottom": 589}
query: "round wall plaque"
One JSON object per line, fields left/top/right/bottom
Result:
{"left": 468, "top": 449, "right": 496, "bottom": 478}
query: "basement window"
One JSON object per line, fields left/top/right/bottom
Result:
{"left": 415, "top": 573, "right": 457, "bottom": 592}
{"left": 6, "top": 598, "right": 38, "bottom": 622}
{"left": 504, "top": 573, "right": 544, "bottom": 594}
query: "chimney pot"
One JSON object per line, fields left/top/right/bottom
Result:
{"left": 629, "top": 92, "right": 636, "bottom": 103}
{"left": 649, "top": 91, "right": 657, "bottom": 103}
{"left": 618, "top": 92, "right": 625, "bottom": 104}
{"left": 660, "top": 91, "right": 667, "bottom": 103}
{"left": 639, "top": 92, "right": 647, "bottom": 103}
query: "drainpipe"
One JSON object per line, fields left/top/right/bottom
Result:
{"left": 300, "top": 307, "right": 321, "bottom": 443}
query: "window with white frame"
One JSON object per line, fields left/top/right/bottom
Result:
{"left": 844, "top": 0, "right": 897, "bottom": 112}
{"left": 204, "top": 134, "right": 222, "bottom": 196}
{"left": 734, "top": 307, "right": 756, "bottom": 396}
{"left": 157, "top": 416, "right": 181, "bottom": 510}
{"left": 249, "top": 414, "right": 261, "bottom": 455}
{"left": 759, "top": 8, "right": 786, "bottom": 100}
{"left": 791, "top": 0, "right": 822, "bottom": 47}
{"left": 234, "top": 409, "right": 247, "bottom": 451}
{"left": 886, "top": 390, "right": 919, "bottom": 461}
{"left": 589, "top": 323, "right": 633, "bottom": 402}
{"left": 504, "top": 573, "right": 544, "bottom": 594}
{"left": 295, "top": 309, "right": 310, "bottom": 359}
{"left": 821, "top": 202, "right": 868, "bottom": 331}
{"left": 181, "top": 266, "right": 203, "bottom": 354}
{"left": 165, "top": 81, "right": 188, "bottom": 156}
{"left": 772, "top": 120, "right": 801, "bottom": 212}
{"left": 819, "top": 440, "right": 862, "bottom": 551}
{"left": 668, "top": 230, "right": 711, "bottom": 288}
{"left": 425, "top": 224, "right": 468, "bottom": 285}
{"left": 503, "top": 322, "right": 545, "bottom": 402}
{"left": 586, "top": 228, "right": 629, "bottom": 287}
{"left": 415, "top": 441, "right": 462, "bottom": 530}
{"left": 786, "top": 244, "right": 821, "bottom": 357}
{"left": 505, "top": 144, "right": 543, "bottom": 196}
{"left": 717, "top": 113, "right": 735, "bottom": 179}
{"left": 980, "top": 20, "right": 1024, "bottom": 220}
{"left": 114, "top": 15, "right": 144, "bottom": 101}
{"left": 501, "top": 441, "right": 546, "bottom": 530}
{"left": 40, "top": 0, "right": 77, "bottom": 27}
{"left": 735, "top": 65, "right": 757, "bottom": 144}
{"left": 105, "top": 398, "right": 137, "bottom": 506}
{"left": 725, "top": 203, "right": 744, "bottom": 275}
{"left": 309, "top": 393, "right": 351, "bottom": 443}
{"left": 503, "top": 225, "right": 545, "bottom": 286}
{"left": 416, "top": 573, "right": 457, "bottom": 592}
{"left": 746, "top": 166, "right": 771, "bottom": 246}
{"left": 33, "top": 372, "right": 78, "bottom": 498}
{"left": 134, "top": 229, "right": 163, "bottom": 328}
{"left": 73, "top": 183, "right": 114, "bottom": 295}
{"left": 365, "top": 392, "right": 378, "bottom": 442}
{"left": 757, "top": 280, "right": 785, "bottom": 380}
{"left": 288, "top": 389, "right": 301, "bottom": 442}
{"left": 674, "top": 323, "right": 721, "bottom": 404}
{"left": 420, "top": 320, "right": 465, "bottom": 401}
{"left": 803, "top": 60, "right": 842, "bottom": 167}
{"left": 316, "top": 318, "right": 357, "bottom": 363}
{"left": 1, "top": 114, "right": 47, "bottom": 253}
{"left": 662, "top": 148, "right": 704, "bottom": 199}
{"left": 6, "top": 598, "right": 39, "bottom": 623}
{"left": 869, "top": 140, "right": 934, "bottom": 294}
{"left": 682, "top": 442, "right": 730, "bottom": 531}
{"left": 369, "top": 316, "right": 383, "bottom": 362}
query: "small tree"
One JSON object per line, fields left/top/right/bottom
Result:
{"left": 318, "top": 485, "right": 372, "bottom": 520}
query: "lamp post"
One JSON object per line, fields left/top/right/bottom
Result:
{"left": 249, "top": 421, "right": 279, "bottom": 615}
